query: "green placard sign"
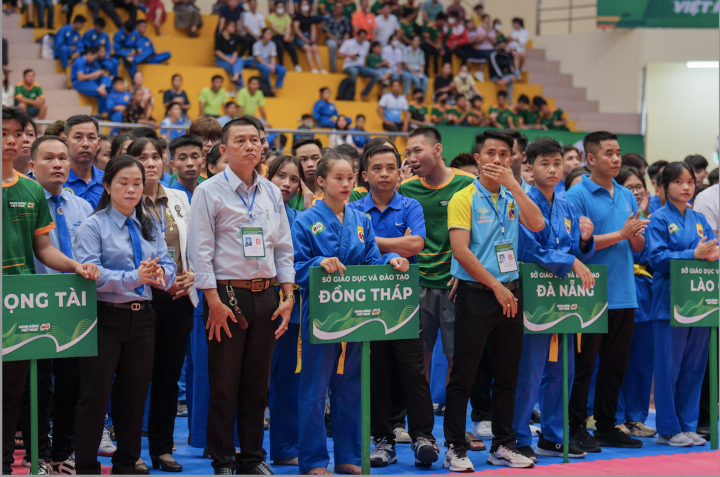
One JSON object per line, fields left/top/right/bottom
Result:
{"left": 2, "top": 274, "right": 98, "bottom": 361}
{"left": 309, "top": 264, "right": 420, "bottom": 344}
{"left": 670, "top": 260, "right": 719, "bottom": 327}
{"left": 597, "top": 0, "right": 720, "bottom": 29}
{"left": 520, "top": 263, "right": 608, "bottom": 334}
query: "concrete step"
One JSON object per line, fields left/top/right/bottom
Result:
{"left": 7, "top": 58, "right": 57, "bottom": 74}
{"left": 524, "top": 59, "right": 560, "bottom": 75}
{"left": 8, "top": 42, "right": 41, "bottom": 59}
{"left": 528, "top": 72, "right": 574, "bottom": 87}
{"left": 2, "top": 26, "right": 35, "bottom": 43}
{"left": 46, "top": 104, "right": 92, "bottom": 119}
{"left": 43, "top": 89, "right": 84, "bottom": 107}
{"left": 542, "top": 85, "right": 587, "bottom": 100}
{"left": 26, "top": 73, "right": 68, "bottom": 90}
{"left": 526, "top": 49, "right": 546, "bottom": 61}
{"left": 554, "top": 98, "right": 599, "bottom": 113}
{"left": 573, "top": 112, "right": 642, "bottom": 134}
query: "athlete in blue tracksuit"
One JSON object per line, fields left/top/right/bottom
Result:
{"left": 71, "top": 50, "right": 113, "bottom": 114}
{"left": 515, "top": 177, "right": 594, "bottom": 457}
{"left": 82, "top": 23, "right": 111, "bottom": 51}
{"left": 132, "top": 20, "right": 172, "bottom": 74}
{"left": 54, "top": 19, "right": 86, "bottom": 68}
{"left": 648, "top": 166, "right": 717, "bottom": 444}
{"left": 114, "top": 22, "right": 140, "bottom": 77}
{"left": 97, "top": 46, "right": 120, "bottom": 78}
{"left": 104, "top": 79, "right": 131, "bottom": 123}
{"left": 292, "top": 186, "right": 405, "bottom": 474}
{"left": 312, "top": 95, "right": 341, "bottom": 129}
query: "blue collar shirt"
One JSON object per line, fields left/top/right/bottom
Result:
{"left": 64, "top": 165, "right": 105, "bottom": 209}
{"left": 168, "top": 179, "right": 196, "bottom": 203}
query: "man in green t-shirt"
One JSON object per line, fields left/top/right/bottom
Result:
{"left": 198, "top": 75, "right": 227, "bottom": 118}
{"left": 421, "top": 14, "right": 445, "bottom": 75}
{"left": 236, "top": 76, "right": 267, "bottom": 122}
{"left": 1, "top": 106, "right": 99, "bottom": 476}
{"left": 14, "top": 69, "right": 47, "bottom": 119}
{"left": 342, "top": 0, "right": 357, "bottom": 19}
{"left": 520, "top": 96, "right": 543, "bottom": 129}
{"left": 399, "top": 127, "right": 475, "bottom": 388}
{"left": 488, "top": 90, "right": 512, "bottom": 129}
{"left": 540, "top": 100, "right": 569, "bottom": 130}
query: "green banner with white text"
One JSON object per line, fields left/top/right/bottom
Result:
{"left": 597, "top": 0, "right": 719, "bottom": 29}
{"left": 520, "top": 263, "right": 608, "bottom": 334}
{"left": 670, "top": 260, "right": 719, "bottom": 327}
{"left": 2, "top": 274, "right": 98, "bottom": 361}
{"left": 309, "top": 264, "right": 420, "bottom": 344}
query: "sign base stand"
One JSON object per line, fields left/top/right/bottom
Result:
{"left": 361, "top": 341, "right": 371, "bottom": 474}
{"left": 30, "top": 359, "right": 38, "bottom": 476}
{"left": 710, "top": 328, "right": 718, "bottom": 450}
{"left": 562, "top": 334, "right": 569, "bottom": 463}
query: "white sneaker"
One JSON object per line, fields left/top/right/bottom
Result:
{"left": 99, "top": 425, "right": 117, "bottom": 456}
{"left": 682, "top": 431, "right": 707, "bottom": 446}
{"left": 443, "top": 444, "right": 474, "bottom": 472}
{"left": 370, "top": 438, "right": 397, "bottom": 467}
{"left": 616, "top": 423, "right": 631, "bottom": 436}
{"left": 51, "top": 455, "right": 76, "bottom": 475}
{"left": 487, "top": 445, "right": 535, "bottom": 468}
{"left": 473, "top": 420, "right": 494, "bottom": 438}
{"left": 320, "top": 69, "right": 329, "bottom": 74}
{"left": 657, "top": 433, "right": 694, "bottom": 447}
{"left": 393, "top": 427, "right": 411, "bottom": 444}
{"left": 294, "top": 65, "right": 303, "bottom": 72}
{"left": 37, "top": 460, "right": 53, "bottom": 475}
{"left": 473, "top": 71, "right": 484, "bottom": 82}
{"left": 625, "top": 421, "right": 657, "bottom": 437}
{"left": 311, "top": 68, "right": 319, "bottom": 73}
{"left": 530, "top": 424, "right": 541, "bottom": 436}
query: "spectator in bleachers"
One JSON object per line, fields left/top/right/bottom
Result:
{"left": 446, "top": 0, "right": 465, "bottom": 23}
{"left": 31, "top": 0, "right": 54, "bottom": 28}
{"left": 123, "top": 86, "right": 159, "bottom": 127}
{"left": 105, "top": 76, "right": 131, "bottom": 122}
{"left": 370, "top": 0, "right": 399, "bottom": 15}
{"left": 97, "top": 44, "right": 119, "bottom": 77}
{"left": 471, "top": 3, "right": 483, "bottom": 26}
{"left": 293, "top": 0, "right": 326, "bottom": 73}
{"left": 95, "top": 134, "right": 112, "bottom": 170}
{"left": 316, "top": 0, "right": 334, "bottom": 15}
{"left": 14, "top": 69, "right": 46, "bottom": 119}
{"left": 312, "top": 87, "right": 340, "bottom": 128}
{"left": 684, "top": 155, "right": 709, "bottom": 187}
{"left": 349, "top": 113, "right": 369, "bottom": 151}
{"left": 54, "top": 15, "right": 86, "bottom": 69}
{"left": 493, "top": 18, "right": 506, "bottom": 42}
{"left": 2, "top": 71, "right": 13, "bottom": 108}
{"left": 217, "top": 100, "right": 237, "bottom": 126}
{"left": 198, "top": 75, "right": 227, "bottom": 118}
{"left": 217, "top": 0, "right": 243, "bottom": 33}
{"left": 112, "top": 0, "right": 139, "bottom": 24}
{"left": 402, "top": 35, "right": 427, "bottom": 95}
{"left": 453, "top": 63, "right": 479, "bottom": 100}
{"left": 131, "top": 71, "right": 155, "bottom": 121}
{"left": 489, "top": 38, "right": 515, "bottom": 103}
{"left": 44, "top": 119, "right": 68, "bottom": 139}
{"left": 236, "top": 76, "right": 268, "bottom": 121}
{"left": 352, "top": 0, "right": 376, "bottom": 40}
{"left": 442, "top": 11, "right": 470, "bottom": 65}
{"left": 132, "top": 20, "right": 172, "bottom": 67}
{"left": 433, "top": 62, "right": 456, "bottom": 101}
{"left": 404, "top": 0, "right": 420, "bottom": 17}
{"left": 328, "top": 114, "right": 353, "bottom": 147}
{"left": 488, "top": 89, "right": 511, "bottom": 128}
{"left": 160, "top": 102, "right": 189, "bottom": 141}
{"left": 421, "top": 0, "right": 443, "bottom": 24}
{"left": 397, "top": 7, "right": 414, "bottom": 45}
{"left": 83, "top": 17, "right": 110, "bottom": 51}
{"left": 268, "top": 1, "right": 302, "bottom": 72}
{"left": 467, "top": 94, "right": 487, "bottom": 126}
{"left": 338, "top": 29, "right": 379, "bottom": 102}
{"left": 377, "top": 78, "right": 408, "bottom": 131}
{"left": 145, "top": 0, "right": 167, "bottom": 36}
{"left": 293, "top": 114, "right": 315, "bottom": 145}
{"left": 519, "top": 95, "right": 542, "bottom": 129}
{"left": 163, "top": 74, "right": 191, "bottom": 120}
{"left": 447, "top": 93, "right": 471, "bottom": 125}
{"left": 448, "top": 152, "right": 479, "bottom": 176}
{"left": 341, "top": 0, "right": 357, "bottom": 19}
{"left": 113, "top": 20, "right": 140, "bottom": 76}
{"left": 404, "top": 87, "right": 432, "bottom": 130}
{"left": 215, "top": 20, "right": 247, "bottom": 89}
{"left": 85, "top": 0, "right": 123, "bottom": 27}
{"left": 379, "top": 34, "right": 402, "bottom": 83}
{"left": 324, "top": 1, "right": 352, "bottom": 73}
{"left": 71, "top": 47, "right": 112, "bottom": 114}
{"left": 507, "top": 93, "right": 528, "bottom": 129}
{"left": 240, "top": 0, "right": 265, "bottom": 56}
{"left": 421, "top": 11, "right": 444, "bottom": 75}
{"left": 539, "top": 99, "right": 569, "bottom": 131}
{"left": 173, "top": 0, "right": 203, "bottom": 37}
{"left": 374, "top": 2, "right": 400, "bottom": 46}
{"left": 188, "top": 116, "right": 221, "bottom": 165}
{"left": 469, "top": 14, "right": 496, "bottom": 65}
{"left": 508, "top": 17, "right": 529, "bottom": 78}
{"left": 253, "top": 28, "right": 287, "bottom": 93}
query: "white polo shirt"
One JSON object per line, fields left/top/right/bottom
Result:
{"left": 339, "top": 38, "right": 370, "bottom": 69}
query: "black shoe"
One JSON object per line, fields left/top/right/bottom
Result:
{"left": 150, "top": 455, "right": 182, "bottom": 472}
{"left": 435, "top": 404, "right": 446, "bottom": 416}
{"left": 203, "top": 448, "right": 213, "bottom": 460}
{"left": 135, "top": 460, "right": 150, "bottom": 474}
{"left": 530, "top": 410, "right": 541, "bottom": 424}
{"left": 22, "top": 22, "right": 34, "bottom": 28}
{"left": 237, "top": 462, "right": 273, "bottom": 475}
{"left": 215, "top": 468, "right": 233, "bottom": 475}
{"left": 569, "top": 426, "right": 602, "bottom": 453}
{"left": 594, "top": 427, "right": 643, "bottom": 448}
{"left": 515, "top": 445, "right": 538, "bottom": 463}
{"left": 535, "top": 432, "right": 587, "bottom": 458}
{"left": 697, "top": 425, "right": 711, "bottom": 439}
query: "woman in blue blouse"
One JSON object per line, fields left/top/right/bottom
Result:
{"left": 73, "top": 155, "right": 177, "bottom": 474}
{"left": 648, "top": 161, "right": 718, "bottom": 448}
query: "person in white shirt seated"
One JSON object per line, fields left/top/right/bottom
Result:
{"left": 338, "top": 29, "right": 381, "bottom": 102}
{"left": 507, "top": 17, "right": 529, "bottom": 79}
{"left": 374, "top": 2, "right": 400, "bottom": 47}
{"left": 377, "top": 79, "right": 409, "bottom": 131}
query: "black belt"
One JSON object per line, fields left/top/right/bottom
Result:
{"left": 99, "top": 300, "right": 150, "bottom": 311}
{"left": 461, "top": 280, "right": 519, "bottom": 291}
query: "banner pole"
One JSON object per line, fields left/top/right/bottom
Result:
{"left": 361, "top": 341, "right": 371, "bottom": 474}
{"left": 562, "top": 334, "right": 569, "bottom": 463}
{"left": 710, "top": 327, "right": 718, "bottom": 450}
{"left": 30, "top": 359, "right": 38, "bottom": 475}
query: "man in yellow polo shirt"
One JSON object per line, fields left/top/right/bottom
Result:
{"left": 236, "top": 76, "right": 267, "bottom": 123}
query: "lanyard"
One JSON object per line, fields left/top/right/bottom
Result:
{"left": 151, "top": 203, "right": 165, "bottom": 233}
{"left": 474, "top": 181, "right": 507, "bottom": 239}
{"left": 225, "top": 171, "right": 258, "bottom": 219}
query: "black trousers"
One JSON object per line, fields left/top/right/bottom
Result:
{"left": 111, "top": 0, "right": 136, "bottom": 23}
{"left": 86, "top": 0, "right": 123, "bottom": 27}
{"left": 3, "top": 361, "right": 29, "bottom": 474}
{"left": 148, "top": 289, "right": 194, "bottom": 457}
{"left": 75, "top": 303, "right": 155, "bottom": 475}
{"left": 421, "top": 44, "right": 440, "bottom": 75}
{"left": 19, "top": 359, "right": 53, "bottom": 462}
{"left": 59, "top": 0, "right": 82, "bottom": 24}
{"left": 389, "top": 365, "right": 407, "bottom": 430}
{"left": 271, "top": 35, "right": 298, "bottom": 67}
{"left": 442, "top": 45, "right": 472, "bottom": 66}
{"left": 237, "top": 34, "right": 257, "bottom": 57}
{"left": 569, "top": 308, "right": 634, "bottom": 432}
{"left": 370, "top": 336, "right": 435, "bottom": 445}
{"left": 50, "top": 358, "right": 81, "bottom": 463}
{"left": 444, "top": 283, "right": 524, "bottom": 452}
{"left": 204, "top": 285, "right": 279, "bottom": 471}
{"left": 470, "top": 343, "right": 494, "bottom": 423}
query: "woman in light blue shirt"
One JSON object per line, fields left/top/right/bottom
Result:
{"left": 73, "top": 155, "right": 177, "bottom": 475}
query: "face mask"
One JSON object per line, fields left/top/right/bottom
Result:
{"left": 300, "top": 4, "right": 309, "bottom": 12}
{"left": 497, "top": 47, "right": 505, "bottom": 53}
{"left": 276, "top": 7, "right": 285, "bottom": 14}
{"left": 304, "top": 121, "right": 313, "bottom": 128}
{"left": 459, "top": 72, "right": 468, "bottom": 78}
{"left": 495, "top": 24, "right": 502, "bottom": 31}
{"left": 391, "top": 40, "right": 400, "bottom": 48}
{"left": 448, "top": 18, "right": 456, "bottom": 25}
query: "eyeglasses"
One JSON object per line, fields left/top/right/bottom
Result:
{"left": 626, "top": 185, "right": 645, "bottom": 193}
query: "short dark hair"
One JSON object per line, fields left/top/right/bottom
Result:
{"left": 356, "top": 114, "right": 365, "bottom": 122}
{"left": 408, "top": 126, "right": 441, "bottom": 145}
{"left": 449, "top": 153, "right": 477, "bottom": 170}
{"left": 435, "top": 12, "right": 446, "bottom": 20}
{"left": 334, "top": 143, "right": 359, "bottom": 162}
{"left": 621, "top": 152, "right": 647, "bottom": 171}
{"left": 156, "top": 137, "right": 167, "bottom": 152}
{"left": 319, "top": 87, "right": 329, "bottom": 95}
{"left": 562, "top": 144, "right": 579, "bottom": 158}
{"left": 292, "top": 137, "right": 323, "bottom": 156}
{"left": 517, "top": 94, "right": 529, "bottom": 105}
{"left": 110, "top": 133, "right": 130, "bottom": 158}
{"left": 94, "top": 17, "right": 106, "bottom": 28}
{"left": 525, "top": 137, "right": 562, "bottom": 165}
{"left": 475, "top": 130, "right": 514, "bottom": 153}
{"left": 136, "top": 19, "right": 147, "bottom": 25}
{"left": 512, "top": 17, "right": 524, "bottom": 27}
{"left": 44, "top": 120, "right": 65, "bottom": 137}
{"left": 26, "top": 117, "right": 37, "bottom": 135}
{"left": 357, "top": 28, "right": 368, "bottom": 36}
{"left": 128, "top": 127, "right": 158, "bottom": 139}
{"left": 124, "top": 20, "right": 135, "bottom": 31}
{"left": 22, "top": 69, "right": 34, "bottom": 77}
{"left": 497, "top": 90, "right": 508, "bottom": 99}
{"left": 583, "top": 131, "right": 618, "bottom": 157}
{"left": 112, "top": 76, "right": 124, "bottom": 85}
{"left": 565, "top": 166, "right": 590, "bottom": 191}
{"left": 362, "top": 144, "right": 401, "bottom": 170}
{"left": 224, "top": 101, "right": 237, "bottom": 110}
{"left": 221, "top": 116, "right": 260, "bottom": 144}
{"left": 85, "top": 46, "right": 99, "bottom": 55}
{"left": 2, "top": 106, "right": 30, "bottom": 129}
{"left": 248, "top": 76, "right": 261, "bottom": 85}
{"left": 660, "top": 161, "right": 695, "bottom": 189}
{"left": 169, "top": 134, "right": 203, "bottom": 158}
{"left": 647, "top": 160, "right": 669, "bottom": 181}
{"left": 30, "top": 135, "right": 68, "bottom": 160}
{"left": 73, "top": 14, "right": 86, "bottom": 23}
{"left": 64, "top": 115, "right": 98, "bottom": 137}
{"left": 241, "top": 114, "right": 265, "bottom": 133}
{"left": 211, "top": 75, "right": 223, "bottom": 82}
{"left": 616, "top": 166, "right": 646, "bottom": 190}
{"left": 505, "top": 129, "right": 528, "bottom": 153}
{"left": 708, "top": 168, "right": 719, "bottom": 185}
{"left": 532, "top": 96, "right": 545, "bottom": 108}
{"left": 684, "top": 154, "right": 709, "bottom": 171}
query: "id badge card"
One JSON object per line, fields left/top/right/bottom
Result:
{"left": 167, "top": 246, "right": 176, "bottom": 262}
{"left": 242, "top": 227, "right": 265, "bottom": 257}
{"left": 494, "top": 241, "right": 518, "bottom": 273}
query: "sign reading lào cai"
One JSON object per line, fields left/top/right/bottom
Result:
{"left": 670, "top": 260, "right": 719, "bottom": 327}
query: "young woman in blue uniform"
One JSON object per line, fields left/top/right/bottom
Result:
{"left": 73, "top": 155, "right": 177, "bottom": 474}
{"left": 291, "top": 152, "right": 410, "bottom": 475}
{"left": 614, "top": 167, "right": 657, "bottom": 438}
{"left": 648, "top": 161, "right": 718, "bottom": 447}
{"left": 267, "top": 155, "right": 305, "bottom": 466}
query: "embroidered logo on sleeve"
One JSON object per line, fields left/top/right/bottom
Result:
{"left": 311, "top": 221, "right": 326, "bottom": 235}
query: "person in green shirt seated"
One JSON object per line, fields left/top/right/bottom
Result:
{"left": 236, "top": 76, "right": 268, "bottom": 123}
{"left": 404, "top": 88, "right": 433, "bottom": 131}
{"left": 14, "top": 69, "right": 47, "bottom": 119}
{"left": 447, "top": 94, "right": 472, "bottom": 126}
{"left": 539, "top": 98, "right": 569, "bottom": 131}
{"left": 430, "top": 91, "right": 450, "bottom": 126}
{"left": 198, "top": 75, "right": 227, "bottom": 119}
{"left": 421, "top": 12, "right": 445, "bottom": 75}
{"left": 398, "top": 7, "right": 418, "bottom": 45}
{"left": 488, "top": 90, "right": 512, "bottom": 129}
{"left": 519, "top": 95, "right": 543, "bottom": 129}
{"left": 368, "top": 41, "right": 394, "bottom": 85}
{"left": 468, "top": 95, "right": 487, "bottom": 127}
{"left": 371, "top": 0, "right": 400, "bottom": 15}
{"left": 507, "top": 94, "right": 529, "bottom": 129}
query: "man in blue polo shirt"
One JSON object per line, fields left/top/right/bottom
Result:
{"left": 63, "top": 115, "right": 105, "bottom": 209}
{"left": 444, "top": 130, "right": 545, "bottom": 471}
{"left": 564, "top": 131, "right": 649, "bottom": 452}
{"left": 347, "top": 144, "right": 439, "bottom": 469}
